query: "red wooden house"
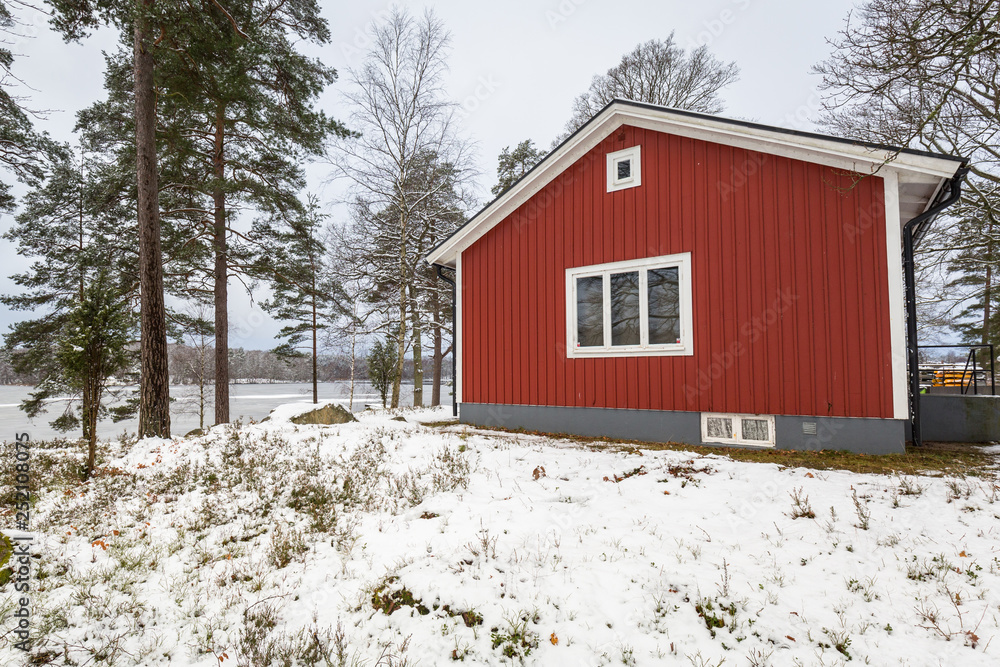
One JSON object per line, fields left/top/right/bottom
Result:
{"left": 427, "top": 100, "right": 967, "bottom": 453}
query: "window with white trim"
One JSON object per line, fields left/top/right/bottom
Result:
{"left": 566, "top": 253, "right": 693, "bottom": 357}
{"left": 607, "top": 146, "right": 641, "bottom": 192}
{"left": 701, "top": 413, "right": 775, "bottom": 447}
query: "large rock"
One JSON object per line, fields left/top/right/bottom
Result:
{"left": 290, "top": 404, "right": 358, "bottom": 425}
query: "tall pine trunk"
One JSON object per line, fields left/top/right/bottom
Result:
{"left": 81, "top": 380, "right": 93, "bottom": 460}
{"left": 135, "top": 2, "right": 170, "bottom": 438}
{"left": 84, "top": 381, "right": 98, "bottom": 480}
{"left": 213, "top": 108, "right": 230, "bottom": 425}
{"left": 83, "top": 356, "right": 99, "bottom": 479}
{"left": 85, "top": 414, "right": 98, "bottom": 479}
{"left": 78, "top": 183, "right": 93, "bottom": 441}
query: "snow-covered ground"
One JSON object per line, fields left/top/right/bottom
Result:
{"left": 3, "top": 404, "right": 1000, "bottom": 666}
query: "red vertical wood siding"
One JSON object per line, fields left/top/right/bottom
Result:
{"left": 461, "top": 126, "right": 894, "bottom": 419}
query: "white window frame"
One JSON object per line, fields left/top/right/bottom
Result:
{"left": 607, "top": 145, "right": 642, "bottom": 192}
{"left": 565, "top": 252, "right": 693, "bottom": 358}
{"left": 701, "top": 413, "right": 776, "bottom": 448}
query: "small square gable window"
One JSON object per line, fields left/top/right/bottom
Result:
{"left": 607, "top": 145, "right": 641, "bottom": 192}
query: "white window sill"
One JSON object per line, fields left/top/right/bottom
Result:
{"left": 567, "top": 345, "right": 693, "bottom": 359}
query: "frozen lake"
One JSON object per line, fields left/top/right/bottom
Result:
{"left": 0, "top": 381, "right": 446, "bottom": 443}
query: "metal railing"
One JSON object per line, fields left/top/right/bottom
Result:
{"left": 918, "top": 344, "right": 996, "bottom": 396}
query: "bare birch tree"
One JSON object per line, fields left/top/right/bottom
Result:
{"left": 330, "top": 7, "right": 471, "bottom": 408}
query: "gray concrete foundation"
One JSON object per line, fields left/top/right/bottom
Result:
{"left": 460, "top": 403, "right": 906, "bottom": 454}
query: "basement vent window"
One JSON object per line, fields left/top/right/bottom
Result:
{"left": 607, "top": 146, "right": 641, "bottom": 192}
{"left": 701, "top": 413, "right": 775, "bottom": 447}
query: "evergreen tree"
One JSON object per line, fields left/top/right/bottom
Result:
{"left": 53, "top": 273, "right": 136, "bottom": 478}
{"left": 2, "top": 150, "right": 138, "bottom": 476}
{"left": 53, "top": 1, "right": 350, "bottom": 426}
{"left": 366, "top": 337, "right": 398, "bottom": 409}
{"left": 492, "top": 140, "right": 545, "bottom": 197}
{"left": 263, "top": 196, "right": 341, "bottom": 405}
{"left": 47, "top": 0, "right": 177, "bottom": 437}
{"left": 147, "top": 0, "right": 350, "bottom": 425}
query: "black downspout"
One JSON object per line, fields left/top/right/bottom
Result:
{"left": 902, "top": 166, "right": 969, "bottom": 447}
{"left": 435, "top": 264, "right": 458, "bottom": 417}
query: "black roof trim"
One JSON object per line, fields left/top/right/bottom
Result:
{"left": 427, "top": 98, "right": 969, "bottom": 264}
{"left": 614, "top": 99, "right": 969, "bottom": 164}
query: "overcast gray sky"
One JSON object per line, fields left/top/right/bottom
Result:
{"left": 0, "top": 0, "right": 857, "bottom": 351}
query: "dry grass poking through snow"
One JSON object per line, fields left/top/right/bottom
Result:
{"left": 1, "top": 405, "right": 999, "bottom": 666}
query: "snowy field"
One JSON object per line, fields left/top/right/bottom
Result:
{"left": 2, "top": 404, "right": 1000, "bottom": 666}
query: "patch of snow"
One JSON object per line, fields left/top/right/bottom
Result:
{"left": 3, "top": 405, "right": 999, "bottom": 666}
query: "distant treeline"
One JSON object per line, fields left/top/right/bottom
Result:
{"left": 170, "top": 345, "right": 442, "bottom": 385}
{"left": 168, "top": 344, "right": 369, "bottom": 385}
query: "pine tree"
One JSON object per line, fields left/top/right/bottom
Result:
{"left": 262, "top": 196, "right": 341, "bottom": 405}
{"left": 53, "top": 1, "right": 350, "bottom": 425}
{"left": 2, "top": 150, "right": 138, "bottom": 476}
{"left": 54, "top": 273, "right": 136, "bottom": 478}
{"left": 492, "top": 140, "right": 545, "bottom": 197}
{"left": 146, "top": 0, "right": 350, "bottom": 424}
{"left": 367, "top": 338, "right": 398, "bottom": 409}
{"left": 47, "top": 0, "right": 177, "bottom": 437}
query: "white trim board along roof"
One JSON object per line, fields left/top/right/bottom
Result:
{"left": 426, "top": 99, "right": 967, "bottom": 269}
